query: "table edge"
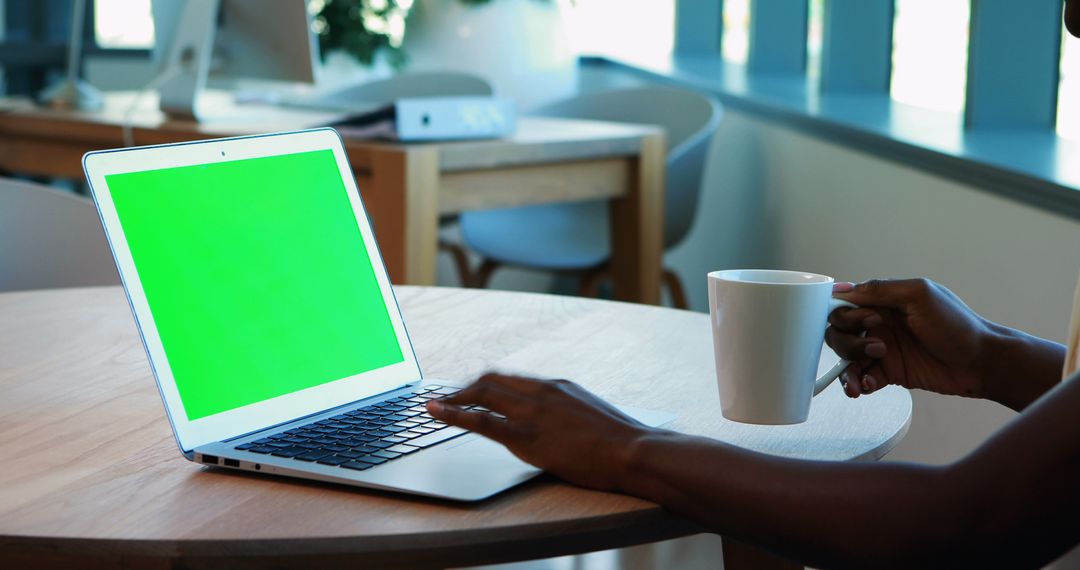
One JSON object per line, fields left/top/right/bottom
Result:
{"left": 0, "top": 504, "right": 700, "bottom": 566}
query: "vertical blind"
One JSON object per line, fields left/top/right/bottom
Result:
{"left": 676, "top": 0, "right": 1072, "bottom": 134}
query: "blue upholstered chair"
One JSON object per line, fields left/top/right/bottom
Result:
{"left": 455, "top": 86, "right": 721, "bottom": 308}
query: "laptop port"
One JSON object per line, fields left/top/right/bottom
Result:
{"left": 201, "top": 454, "right": 219, "bottom": 465}
{"left": 224, "top": 458, "right": 240, "bottom": 468}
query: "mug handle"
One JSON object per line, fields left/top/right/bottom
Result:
{"left": 813, "top": 299, "right": 861, "bottom": 396}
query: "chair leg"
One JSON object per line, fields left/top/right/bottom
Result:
{"left": 473, "top": 259, "right": 501, "bottom": 289}
{"left": 578, "top": 267, "right": 610, "bottom": 298}
{"left": 437, "top": 240, "right": 474, "bottom": 288}
{"left": 662, "top": 268, "right": 689, "bottom": 310}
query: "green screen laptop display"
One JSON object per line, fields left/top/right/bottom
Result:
{"left": 106, "top": 149, "right": 404, "bottom": 421}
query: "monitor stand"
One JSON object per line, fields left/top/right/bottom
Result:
{"left": 158, "top": 0, "right": 220, "bottom": 121}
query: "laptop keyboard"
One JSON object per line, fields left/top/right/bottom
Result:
{"left": 234, "top": 385, "right": 464, "bottom": 472}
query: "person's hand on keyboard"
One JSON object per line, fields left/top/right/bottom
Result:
{"left": 427, "top": 373, "right": 652, "bottom": 491}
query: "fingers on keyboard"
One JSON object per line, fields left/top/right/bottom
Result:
{"left": 232, "top": 385, "right": 465, "bottom": 470}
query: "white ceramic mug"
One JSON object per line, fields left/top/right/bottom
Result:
{"left": 708, "top": 269, "right": 855, "bottom": 425}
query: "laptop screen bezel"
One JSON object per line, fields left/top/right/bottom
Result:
{"left": 83, "top": 128, "right": 423, "bottom": 454}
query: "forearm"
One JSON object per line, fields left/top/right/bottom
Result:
{"left": 614, "top": 431, "right": 971, "bottom": 569}
{"left": 979, "top": 322, "right": 1065, "bottom": 412}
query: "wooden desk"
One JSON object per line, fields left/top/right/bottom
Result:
{"left": 0, "top": 286, "right": 911, "bottom": 569}
{"left": 0, "top": 92, "right": 665, "bottom": 304}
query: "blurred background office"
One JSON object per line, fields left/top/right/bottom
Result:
{"left": 4, "top": 1, "right": 1080, "bottom": 567}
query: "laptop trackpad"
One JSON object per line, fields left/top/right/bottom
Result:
{"left": 358, "top": 435, "right": 541, "bottom": 501}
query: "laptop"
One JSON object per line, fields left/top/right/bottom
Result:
{"left": 82, "top": 128, "right": 674, "bottom": 502}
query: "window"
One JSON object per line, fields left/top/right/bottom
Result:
{"left": 806, "top": 0, "right": 824, "bottom": 82}
{"left": 1059, "top": 24, "right": 1080, "bottom": 140}
{"left": 722, "top": 0, "right": 750, "bottom": 65}
{"left": 572, "top": 0, "right": 674, "bottom": 61}
{"left": 93, "top": 0, "right": 155, "bottom": 50}
{"left": 890, "top": 0, "right": 970, "bottom": 113}
{"left": 0, "top": 1, "right": 70, "bottom": 96}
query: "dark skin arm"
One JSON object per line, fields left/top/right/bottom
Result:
{"left": 429, "top": 372, "right": 1080, "bottom": 568}
{"left": 428, "top": 278, "right": 1075, "bottom": 569}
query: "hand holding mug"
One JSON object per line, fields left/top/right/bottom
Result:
{"left": 826, "top": 278, "right": 993, "bottom": 400}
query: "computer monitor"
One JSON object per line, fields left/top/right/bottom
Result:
{"left": 152, "top": 0, "right": 318, "bottom": 120}
{"left": 212, "top": 1, "right": 318, "bottom": 85}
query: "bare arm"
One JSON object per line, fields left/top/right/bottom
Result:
{"left": 431, "top": 371, "right": 1080, "bottom": 569}
{"left": 617, "top": 370, "right": 1080, "bottom": 568}
{"left": 977, "top": 322, "right": 1065, "bottom": 411}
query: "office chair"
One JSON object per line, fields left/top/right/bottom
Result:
{"left": 453, "top": 86, "right": 722, "bottom": 308}
{"left": 0, "top": 177, "right": 119, "bottom": 292}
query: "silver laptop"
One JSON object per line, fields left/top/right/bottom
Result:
{"left": 83, "top": 128, "right": 673, "bottom": 501}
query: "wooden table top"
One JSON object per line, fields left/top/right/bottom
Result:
{"left": 0, "top": 286, "right": 911, "bottom": 569}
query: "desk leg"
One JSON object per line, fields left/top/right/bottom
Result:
{"left": 723, "top": 537, "right": 803, "bottom": 570}
{"left": 610, "top": 132, "right": 664, "bottom": 305}
{"left": 357, "top": 147, "right": 440, "bottom": 285}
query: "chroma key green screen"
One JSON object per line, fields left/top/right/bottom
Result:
{"left": 106, "top": 149, "right": 404, "bottom": 420}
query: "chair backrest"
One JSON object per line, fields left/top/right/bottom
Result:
{"left": 0, "top": 178, "right": 119, "bottom": 292}
{"left": 317, "top": 72, "right": 494, "bottom": 107}
{"left": 534, "top": 87, "right": 722, "bottom": 249}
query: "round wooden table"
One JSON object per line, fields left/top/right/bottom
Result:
{"left": 0, "top": 286, "right": 911, "bottom": 569}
